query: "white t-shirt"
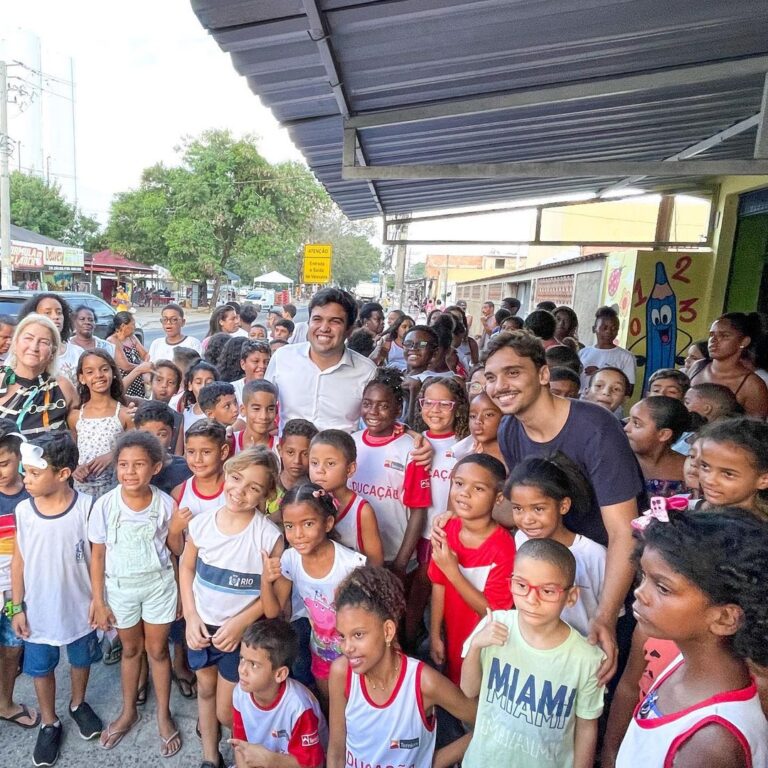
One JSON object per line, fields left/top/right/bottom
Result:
{"left": 88, "top": 486, "right": 175, "bottom": 575}
{"left": 232, "top": 377, "right": 245, "bottom": 406}
{"left": 15, "top": 492, "right": 94, "bottom": 645}
{"left": 578, "top": 346, "right": 636, "bottom": 391}
{"left": 334, "top": 493, "right": 367, "bottom": 553}
{"left": 148, "top": 335, "right": 203, "bottom": 362}
{"left": 515, "top": 531, "right": 606, "bottom": 637}
{"left": 177, "top": 477, "right": 226, "bottom": 518}
{"left": 189, "top": 509, "right": 282, "bottom": 626}
{"left": 56, "top": 342, "right": 83, "bottom": 386}
{"left": 423, "top": 432, "right": 459, "bottom": 535}
{"left": 281, "top": 542, "right": 366, "bottom": 664}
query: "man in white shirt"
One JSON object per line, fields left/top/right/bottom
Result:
{"left": 266, "top": 289, "right": 377, "bottom": 433}
{"left": 148, "top": 303, "right": 203, "bottom": 362}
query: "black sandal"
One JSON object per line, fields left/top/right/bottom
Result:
{"left": 0, "top": 703, "right": 41, "bottom": 729}
{"left": 135, "top": 681, "right": 149, "bottom": 706}
{"left": 172, "top": 671, "right": 197, "bottom": 699}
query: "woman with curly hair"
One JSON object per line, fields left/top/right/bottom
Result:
{"left": 327, "top": 566, "right": 476, "bottom": 768}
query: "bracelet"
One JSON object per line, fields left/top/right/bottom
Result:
{"left": 3, "top": 599, "right": 25, "bottom": 619}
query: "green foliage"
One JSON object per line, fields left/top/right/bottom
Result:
{"left": 407, "top": 261, "right": 426, "bottom": 280}
{"left": 105, "top": 131, "right": 328, "bottom": 303}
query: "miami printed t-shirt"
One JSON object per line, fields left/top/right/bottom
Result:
{"left": 0, "top": 487, "right": 29, "bottom": 592}
{"left": 428, "top": 518, "right": 515, "bottom": 684}
{"left": 232, "top": 678, "right": 327, "bottom": 768}
{"left": 280, "top": 542, "right": 366, "bottom": 667}
{"left": 189, "top": 509, "right": 282, "bottom": 626}
{"left": 350, "top": 429, "right": 431, "bottom": 562}
{"left": 461, "top": 610, "right": 605, "bottom": 768}
{"left": 423, "top": 432, "right": 459, "bottom": 535}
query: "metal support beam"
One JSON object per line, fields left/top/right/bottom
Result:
{"left": 382, "top": 237, "right": 708, "bottom": 248}
{"left": 600, "top": 113, "right": 762, "bottom": 196}
{"left": 756, "top": 75, "right": 768, "bottom": 159}
{"left": 345, "top": 56, "right": 768, "bottom": 130}
{"left": 301, "top": 0, "right": 383, "bottom": 214}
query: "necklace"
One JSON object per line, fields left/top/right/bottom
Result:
{"left": 366, "top": 653, "right": 401, "bottom": 691}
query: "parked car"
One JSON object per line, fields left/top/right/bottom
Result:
{"left": 243, "top": 288, "right": 275, "bottom": 312}
{"left": 0, "top": 290, "right": 145, "bottom": 344}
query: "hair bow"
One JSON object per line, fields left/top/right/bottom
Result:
{"left": 20, "top": 442, "right": 48, "bottom": 470}
{"left": 631, "top": 495, "right": 690, "bottom": 532}
{"left": 312, "top": 488, "right": 340, "bottom": 511}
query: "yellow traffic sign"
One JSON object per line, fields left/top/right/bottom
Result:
{"left": 303, "top": 243, "right": 332, "bottom": 283}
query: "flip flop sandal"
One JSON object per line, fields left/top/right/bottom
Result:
{"left": 0, "top": 703, "right": 41, "bottom": 729}
{"left": 136, "top": 682, "right": 150, "bottom": 706}
{"left": 99, "top": 714, "right": 141, "bottom": 750}
{"left": 195, "top": 719, "right": 222, "bottom": 742}
{"left": 160, "top": 729, "right": 182, "bottom": 758}
{"left": 172, "top": 672, "right": 197, "bottom": 699}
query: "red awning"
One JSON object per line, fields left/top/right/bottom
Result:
{"left": 85, "top": 250, "right": 156, "bottom": 274}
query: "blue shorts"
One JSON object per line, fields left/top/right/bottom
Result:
{"left": 187, "top": 625, "right": 240, "bottom": 683}
{"left": 23, "top": 630, "right": 102, "bottom": 677}
{"left": 0, "top": 613, "right": 23, "bottom": 648}
{"left": 169, "top": 617, "right": 186, "bottom": 645}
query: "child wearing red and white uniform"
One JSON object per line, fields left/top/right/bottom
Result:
{"left": 231, "top": 619, "right": 326, "bottom": 768}
{"left": 309, "top": 429, "right": 383, "bottom": 566}
{"left": 232, "top": 380, "right": 280, "bottom": 462}
{"left": 349, "top": 370, "right": 430, "bottom": 574}
{"left": 428, "top": 454, "right": 515, "bottom": 685}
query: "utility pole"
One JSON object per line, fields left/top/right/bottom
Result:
{"left": 0, "top": 61, "right": 12, "bottom": 291}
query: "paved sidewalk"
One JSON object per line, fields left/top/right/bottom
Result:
{"left": 2, "top": 657, "right": 227, "bottom": 768}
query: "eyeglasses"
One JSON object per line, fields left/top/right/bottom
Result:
{"left": 418, "top": 398, "right": 456, "bottom": 411}
{"left": 161, "top": 317, "right": 181, "bottom": 324}
{"left": 467, "top": 381, "right": 485, "bottom": 394}
{"left": 403, "top": 340, "right": 433, "bottom": 350}
{"left": 510, "top": 577, "right": 573, "bottom": 602}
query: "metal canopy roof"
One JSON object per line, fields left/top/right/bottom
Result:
{"left": 190, "top": 0, "right": 768, "bottom": 219}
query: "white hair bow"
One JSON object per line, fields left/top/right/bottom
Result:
{"left": 19, "top": 441, "right": 48, "bottom": 470}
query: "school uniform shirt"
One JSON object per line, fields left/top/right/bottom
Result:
{"left": 189, "top": 509, "right": 282, "bottom": 626}
{"left": 344, "top": 654, "right": 436, "bottom": 768}
{"left": 461, "top": 610, "right": 605, "bottom": 768}
{"left": 266, "top": 342, "right": 377, "bottom": 434}
{"left": 15, "top": 492, "right": 95, "bottom": 646}
{"left": 498, "top": 399, "right": 644, "bottom": 546}
{"left": 88, "top": 486, "right": 175, "bottom": 576}
{"left": 350, "top": 429, "right": 432, "bottom": 563}
{"left": 578, "top": 345, "right": 636, "bottom": 392}
{"left": 148, "top": 335, "right": 203, "bottom": 362}
{"left": 423, "top": 432, "right": 459, "bottom": 536}
{"left": 334, "top": 493, "right": 368, "bottom": 553}
{"left": 232, "top": 431, "right": 280, "bottom": 463}
{"left": 515, "top": 530, "right": 607, "bottom": 638}
{"left": 0, "top": 487, "right": 29, "bottom": 592}
{"left": 280, "top": 542, "right": 366, "bottom": 667}
{"left": 616, "top": 655, "right": 768, "bottom": 768}
{"left": 428, "top": 518, "right": 516, "bottom": 685}
{"left": 232, "top": 678, "right": 327, "bottom": 768}
{"left": 176, "top": 477, "right": 226, "bottom": 517}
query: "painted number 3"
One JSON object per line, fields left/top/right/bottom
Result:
{"left": 673, "top": 255, "right": 698, "bottom": 322}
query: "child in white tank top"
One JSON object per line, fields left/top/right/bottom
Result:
{"left": 615, "top": 510, "right": 768, "bottom": 767}
{"left": 327, "top": 566, "right": 477, "bottom": 768}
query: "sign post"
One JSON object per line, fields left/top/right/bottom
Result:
{"left": 302, "top": 244, "right": 332, "bottom": 285}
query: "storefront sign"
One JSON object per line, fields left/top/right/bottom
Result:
{"left": 44, "top": 246, "right": 84, "bottom": 269}
{"left": 10, "top": 241, "right": 44, "bottom": 270}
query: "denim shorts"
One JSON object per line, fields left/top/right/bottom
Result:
{"left": 187, "top": 624, "right": 240, "bottom": 683}
{"left": 0, "top": 612, "right": 23, "bottom": 648}
{"left": 23, "top": 630, "right": 102, "bottom": 677}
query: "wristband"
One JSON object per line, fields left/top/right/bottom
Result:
{"left": 3, "top": 599, "right": 25, "bottom": 619}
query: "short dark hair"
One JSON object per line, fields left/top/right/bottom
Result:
{"left": 502, "top": 316, "right": 525, "bottom": 331}
{"left": 453, "top": 453, "right": 506, "bottom": 489}
{"left": 173, "top": 346, "right": 202, "bottom": 369}
{"left": 185, "top": 418, "right": 228, "bottom": 447}
{"left": 483, "top": 301, "right": 495, "bottom": 309}
{"left": 162, "top": 302, "right": 185, "bottom": 318}
{"left": 502, "top": 297, "right": 521, "bottom": 312}
{"left": 360, "top": 302, "right": 383, "bottom": 322}
{"left": 483, "top": 329, "right": 547, "bottom": 369}
{"left": 549, "top": 366, "right": 581, "bottom": 389}
{"left": 282, "top": 303, "right": 297, "bottom": 318}
{"left": 241, "top": 619, "right": 298, "bottom": 669}
{"left": 0, "top": 314, "right": 16, "bottom": 329}
{"left": 536, "top": 301, "right": 557, "bottom": 313}
{"left": 270, "top": 339, "right": 288, "bottom": 351}
{"left": 594, "top": 305, "right": 619, "bottom": 323}
{"left": 0, "top": 417, "right": 23, "bottom": 457}
{"left": 688, "top": 383, "right": 743, "bottom": 419}
{"left": 310, "top": 287, "right": 358, "bottom": 329}
{"left": 347, "top": 329, "right": 375, "bottom": 357}
{"left": 114, "top": 430, "right": 164, "bottom": 466}
{"left": 588, "top": 366, "right": 630, "bottom": 394}
{"left": 516, "top": 538, "right": 576, "bottom": 585}
{"left": 311, "top": 429, "right": 357, "bottom": 464}
{"left": 239, "top": 304, "right": 258, "bottom": 325}
{"left": 153, "top": 359, "right": 183, "bottom": 390}
{"left": 134, "top": 400, "right": 176, "bottom": 429}
{"left": 198, "top": 382, "right": 236, "bottom": 413}
{"left": 274, "top": 318, "right": 295, "bottom": 335}
{"left": 648, "top": 367, "right": 690, "bottom": 394}
{"left": 545, "top": 344, "right": 582, "bottom": 374}
{"left": 30, "top": 432, "right": 79, "bottom": 473}
{"left": 494, "top": 308, "right": 512, "bottom": 326}
{"left": 242, "top": 379, "right": 278, "bottom": 404}
{"left": 524, "top": 309, "right": 557, "bottom": 341}
{"left": 282, "top": 418, "right": 319, "bottom": 442}
{"left": 240, "top": 340, "right": 271, "bottom": 360}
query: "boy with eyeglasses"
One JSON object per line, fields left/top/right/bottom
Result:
{"left": 148, "top": 304, "right": 203, "bottom": 362}
{"left": 460, "top": 538, "right": 605, "bottom": 768}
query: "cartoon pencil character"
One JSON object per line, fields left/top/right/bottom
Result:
{"left": 629, "top": 261, "right": 692, "bottom": 394}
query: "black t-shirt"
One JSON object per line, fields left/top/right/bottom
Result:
{"left": 152, "top": 455, "right": 193, "bottom": 496}
{"left": 498, "top": 399, "right": 643, "bottom": 546}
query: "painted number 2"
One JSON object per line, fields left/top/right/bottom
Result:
{"left": 672, "top": 255, "right": 692, "bottom": 284}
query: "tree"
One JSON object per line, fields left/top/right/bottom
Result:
{"left": 106, "top": 131, "right": 328, "bottom": 304}
{"left": 10, "top": 171, "right": 105, "bottom": 250}
{"left": 407, "top": 261, "right": 426, "bottom": 280}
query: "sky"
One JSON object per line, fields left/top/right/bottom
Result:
{"left": 2, "top": 0, "right": 304, "bottom": 223}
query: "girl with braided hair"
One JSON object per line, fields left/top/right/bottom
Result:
{"left": 327, "top": 566, "right": 476, "bottom": 768}
{"left": 350, "top": 368, "right": 431, "bottom": 577}
{"left": 612, "top": 509, "right": 768, "bottom": 767}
